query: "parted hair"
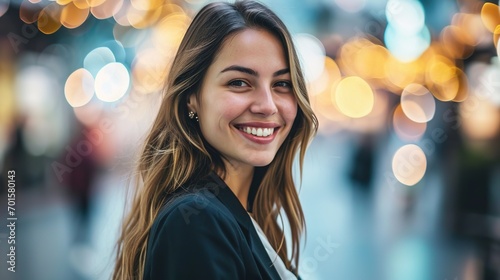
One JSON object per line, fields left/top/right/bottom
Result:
{"left": 113, "top": 1, "right": 318, "bottom": 279}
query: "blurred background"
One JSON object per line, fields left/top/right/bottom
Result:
{"left": 0, "top": 0, "right": 500, "bottom": 279}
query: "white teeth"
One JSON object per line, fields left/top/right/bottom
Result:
{"left": 239, "top": 126, "right": 275, "bottom": 137}
{"left": 257, "top": 128, "right": 263, "bottom": 136}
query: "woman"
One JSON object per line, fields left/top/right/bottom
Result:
{"left": 113, "top": 1, "right": 318, "bottom": 279}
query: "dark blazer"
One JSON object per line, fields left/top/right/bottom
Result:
{"left": 143, "top": 172, "right": 286, "bottom": 280}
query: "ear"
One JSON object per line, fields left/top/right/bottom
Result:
{"left": 187, "top": 93, "right": 198, "bottom": 113}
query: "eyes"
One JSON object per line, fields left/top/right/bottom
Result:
{"left": 227, "top": 79, "right": 292, "bottom": 93}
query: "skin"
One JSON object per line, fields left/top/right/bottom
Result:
{"left": 188, "top": 28, "right": 298, "bottom": 209}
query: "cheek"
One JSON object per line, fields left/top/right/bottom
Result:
{"left": 281, "top": 96, "right": 298, "bottom": 123}
{"left": 201, "top": 99, "right": 243, "bottom": 127}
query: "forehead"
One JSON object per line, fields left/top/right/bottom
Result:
{"left": 210, "top": 28, "right": 289, "bottom": 71}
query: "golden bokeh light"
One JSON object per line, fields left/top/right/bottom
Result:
{"left": 480, "top": 3, "right": 500, "bottom": 33}
{"left": 345, "top": 90, "right": 390, "bottom": 133}
{"left": 87, "top": 0, "right": 106, "bottom": 8}
{"left": 56, "top": 0, "right": 72, "bottom": 5}
{"left": 440, "top": 25, "right": 475, "bottom": 59}
{"left": 338, "top": 37, "right": 374, "bottom": 76}
{"left": 451, "top": 68, "right": 469, "bottom": 102}
{"left": 127, "top": 2, "right": 163, "bottom": 29}
{"left": 72, "top": 0, "right": 89, "bottom": 9}
{"left": 452, "top": 13, "right": 489, "bottom": 47}
{"left": 393, "top": 104, "right": 427, "bottom": 141}
{"left": 132, "top": 48, "right": 170, "bottom": 94}
{"left": 152, "top": 11, "right": 190, "bottom": 55}
{"left": 460, "top": 96, "right": 500, "bottom": 141}
{"left": 38, "top": 3, "right": 62, "bottom": 34}
{"left": 392, "top": 144, "right": 427, "bottom": 186}
{"left": 353, "top": 44, "right": 390, "bottom": 80}
{"left": 384, "top": 55, "right": 420, "bottom": 90}
{"left": 401, "top": 83, "right": 435, "bottom": 123}
{"left": 131, "top": 0, "right": 163, "bottom": 11}
{"left": 426, "top": 55, "right": 460, "bottom": 101}
{"left": 494, "top": 25, "right": 500, "bottom": 47}
{"left": 334, "top": 76, "right": 374, "bottom": 118}
{"left": 309, "top": 57, "right": 345, "bottom": 132}
{"left": 497, "top": 36, "right": 500, "bottom": 56}
{"left": 91, "top": 0, "right": 123, "bottom": 19}
{"left": 65, "top": 68, "right": 95, "bottom": 108}
{"left": 60, "top": 2, "right": 89, "bottom": 29}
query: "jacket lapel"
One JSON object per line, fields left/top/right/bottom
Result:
{"left": 208, "top": 172, "right": 281, "bottom": 280}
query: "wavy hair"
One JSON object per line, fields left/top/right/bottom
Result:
{"left": 113, "top": 1, "right": 318, "bottom": 279}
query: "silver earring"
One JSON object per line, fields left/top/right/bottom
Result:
{"left": 188, "top": 111, "right": 199, "bottom": 122}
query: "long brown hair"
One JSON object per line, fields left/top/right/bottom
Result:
{"left": 113, "top": 1, "right": 318, "bottom": 279}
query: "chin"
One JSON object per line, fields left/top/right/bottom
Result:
{"left": 248, "top": 156, "right": 276, "bottom": 167}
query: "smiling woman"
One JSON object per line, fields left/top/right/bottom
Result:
{"left": 113, "top": 1, "right": 318, "bottom": 279}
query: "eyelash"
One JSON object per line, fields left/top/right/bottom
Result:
{"left": 228, "top": 80, "right": 249, "bottom": 87}
{"left": 227, "top": 80, "right": 292, "bottom": 89}
{"left": 273, "top": 81, "right": 292, "bottom": 89}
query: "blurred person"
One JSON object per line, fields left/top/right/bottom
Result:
{"left": 113, "top": 1, "right": 318, "bottom": 279}
{"left": 60, "top": 125, "right": 100, "bottom": 244}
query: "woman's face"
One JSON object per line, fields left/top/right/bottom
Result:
{"left": 189, "top": 28, "right": 297, "bottom": 171}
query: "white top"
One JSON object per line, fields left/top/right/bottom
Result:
{"left": 248, "top": 214, "right": 298, "bottom": 280}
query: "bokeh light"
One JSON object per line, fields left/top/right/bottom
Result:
{"left": 477, "top": 62, "right": 500, "bottom": 106}
{"left": 65, "top": 68, "right": 95, "bottom": 108}
{"left": 102, "top": 40, "right": 126, "bottom": 63}
{"left": 95, "top": 62, "right": 130, "bottom": 102}
{"left": 460, "top": 96, "right": 500, "bottom": 141}
{"left": 384, "top": 24, "right": 431, "bottom": 62}
{"left": 84, "top": 47, "right": 116, "bottom": 77}
{"left": 0, "top": 0, "right": 9, "bottom": 18}
{"left": 131, "top": 48, "right": 170, "bottom": 94}
{"left": 401, "top": 83, "right": 435, "bottom": 123}
{"left": 294, "top": 33, "right": 326, "bottom": 83}
{"left": 90, "top": 0, "right": 123, "bottom": 19}
{"left": 392, "top": 144, "right": 427, "bottom": 186}
{"left": 60, "top": 2, "right": 89, "bottom": 29}
{"left": 16, "top": 65, "right": 58, "bottom": 115}
{"left": 480, "top": 3, "right": 500, "bottom": 33}
{"left": 386, "top": 0, "right": 425, "bottom": 35}
{"left": 334, "top": 76, "right": 374, "bottom": 118}
{"left": 38, "top": 2, "right": 63, "bottom": 34}
{"left": 393, "top": 104, "right": 427, "bottom": 141}
{"left": 127, "top": 1, "right": 163, "bottom": 29}
{"left": 20, "top": 0, "right": 42, "bottom": 24}
{"left": 384, "top": 0, "right": 430, "bottom": 62}
{"left": 426, "top": 55, "right": 460, "bottom": 101}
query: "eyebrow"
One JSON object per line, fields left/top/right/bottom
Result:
{"left": 219, "top": 65, "right": 290, "bottom": 77}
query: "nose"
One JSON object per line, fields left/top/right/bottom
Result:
{"left": 249, "top": 86, "right": 278, "bottom": 116}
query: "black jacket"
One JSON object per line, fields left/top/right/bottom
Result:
{"left": 143, "top": 172, "right": 285, "bottom": 280}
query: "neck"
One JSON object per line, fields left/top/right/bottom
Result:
{"left": 219, "top": 162, "right": 254, "bottom": 210}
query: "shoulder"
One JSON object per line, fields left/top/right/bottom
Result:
{"left": 144, "top": 186, "right": 248, "bottom": 279}
{"left": 149, "top": 186, "right": 240, "bottom": 246}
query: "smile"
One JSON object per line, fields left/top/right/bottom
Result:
{"left": 238, "top": 126, "right": 274, "bottom": 137}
